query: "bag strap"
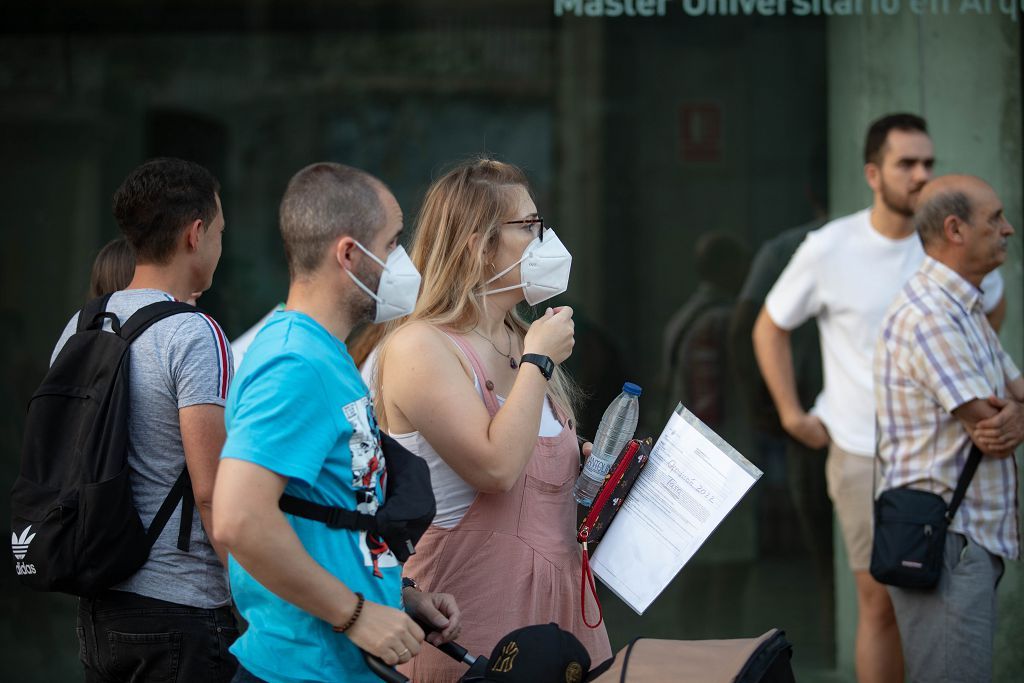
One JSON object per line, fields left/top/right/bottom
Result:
{"left": 946, "top": 444, "right": 983, "bottom": 523}
{"left": 618, "top": 637, "right": 643, "bottom": 681}
{"left": 579, "top": 541, "right": 604, "bottom": 629}
{"left": 279, "top": 494, "right": 377, "bottom": 532}
{"left": 77, "top": 294, "right": 115, "bottom": 333}
{"left": 120, "top": 301, "right": 197, "bottom": 343}
{"left": 118, "top": 299, "right": 199, "bottom": 552}
{"left": 146, "top": 467, "right": 194, "bottom": 552}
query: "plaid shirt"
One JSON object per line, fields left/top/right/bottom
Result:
{"left": 875, "top": 256, "right": 1021, "bottom": 559}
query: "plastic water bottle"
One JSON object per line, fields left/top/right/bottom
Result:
{"left": 573, "top": 382, "right": 642, "bottom": 506}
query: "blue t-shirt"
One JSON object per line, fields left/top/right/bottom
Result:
{"left": 222, "top": 311, "right": 401, "bottom": 683}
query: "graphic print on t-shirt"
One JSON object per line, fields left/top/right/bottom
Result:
{"left": 342, "top": 397, "right": 397, "bottom": 577}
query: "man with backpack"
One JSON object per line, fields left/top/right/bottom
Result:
{"left": 44, "top": 158, "right": 236, "bottom": 681}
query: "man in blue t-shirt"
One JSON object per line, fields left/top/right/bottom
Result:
{"left": 213, "top": 163, "right": 461, "bottom": 683}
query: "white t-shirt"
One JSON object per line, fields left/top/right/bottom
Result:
{"left": 359, "top": 345, "right": 380, "bottom": 395}
{"left": 765, "top": 208, "right": 1004, "bottom": 456}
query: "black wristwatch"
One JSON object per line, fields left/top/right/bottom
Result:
{"left": 520, "top": 353, "right": 555, "bottom": 381}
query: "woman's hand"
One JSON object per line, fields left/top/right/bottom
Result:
{"left": 523, "top": 306, "right": 575, "bottom": 364}
{"left": 403, "top": 588, "right": 463, "bottom": 646}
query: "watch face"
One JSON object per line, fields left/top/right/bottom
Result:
{"left": 522, "top": 354, "right": 553, "bottom": 379}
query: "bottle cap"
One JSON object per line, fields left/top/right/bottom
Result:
{"left": 622, "top": 382, "right": 642, "bottom": 396}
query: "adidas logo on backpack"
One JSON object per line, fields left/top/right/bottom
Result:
{"left": 11, "top": 525, "right": 35, "bottom": 560}
{"left": 9, "top": 296, "right": 196, "bottom": 596}
{"left": 12, "top": 526, "right": 36, "bottom": 575}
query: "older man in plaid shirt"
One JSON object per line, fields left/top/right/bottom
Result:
{"left": 875, "top": 174, "right": 1023, "bottom": 682}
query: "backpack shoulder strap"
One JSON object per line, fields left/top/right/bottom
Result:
{"left": 146, "top": 467, "right": 194, "bottom": 552}
{"left": 120, "top": 301, "right": 197, "bottom": 343}
{"left": 118, "top": 300, "right": 203, "bottom": 552}
{"left": 77, "top": 294, "right": 114, "bottom": 333}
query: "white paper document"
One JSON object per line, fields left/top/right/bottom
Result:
{"left": 590, "top": 404, "right": 762, "bottom": 614}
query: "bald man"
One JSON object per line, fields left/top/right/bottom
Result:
{"left": 874, "top": 175, "right": 1022, "bottom": 682}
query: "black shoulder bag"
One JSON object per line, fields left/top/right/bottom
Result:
{"left": 870, "top": 443, "right": 982, "bottom": 589}
{"left": 278, "top": 433, "right": 434, "bottom": 563}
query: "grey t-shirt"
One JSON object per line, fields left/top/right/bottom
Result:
{"left": 52, "top": 289, "right": 233, "bottom": 608}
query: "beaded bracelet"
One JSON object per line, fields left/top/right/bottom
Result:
{"left": 333, "top": 592, "right": 365, "bottom": 633}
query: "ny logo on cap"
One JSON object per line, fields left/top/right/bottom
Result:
{"left": 491, "top": 640, "right": 519, "bottom": 673}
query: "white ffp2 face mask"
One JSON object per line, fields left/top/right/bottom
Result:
{"left": 346, "top": 242, "right": 422, "bottom": 323}
{"left": 479, "top": 229, "right": 572, "bottom": 305}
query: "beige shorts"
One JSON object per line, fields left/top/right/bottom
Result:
{"left": 825, "top": 443, "right": 875, "bottom": 572}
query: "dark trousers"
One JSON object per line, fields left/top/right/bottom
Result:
{"left": 231, "top": 665, "right": 268, "bottom": 683}
{"left": 77, "top": 590, "right": 239, "bottom": 683}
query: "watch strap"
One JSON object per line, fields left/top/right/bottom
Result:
{"left": 520, "top": 353, "right": 554, "bottom": 381}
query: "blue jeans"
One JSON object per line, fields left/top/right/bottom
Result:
{"left": 77, "top": 590, "right": 239, "bottom": 682}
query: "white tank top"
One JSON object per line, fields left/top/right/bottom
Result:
{"left": 389, "top": 344, "right": 563, "bottom": 528}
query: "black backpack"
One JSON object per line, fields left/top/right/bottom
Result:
{"left": 10, "top": 295, "right": 198, "bottom": 596}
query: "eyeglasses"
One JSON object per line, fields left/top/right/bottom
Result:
{"left": 502, "top": 216, "right": 547, "bottom": 242}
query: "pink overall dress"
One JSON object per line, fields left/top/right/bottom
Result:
{"left": 398, "top": 332, "right": 611, "bottom": 682}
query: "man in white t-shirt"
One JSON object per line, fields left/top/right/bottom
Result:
{"left": 752, "top": 113, "right": 1005, "bottom": 683}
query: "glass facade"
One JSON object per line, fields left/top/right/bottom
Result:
{"left": 0, "top": 3, "right": 1020, "bottom": 680}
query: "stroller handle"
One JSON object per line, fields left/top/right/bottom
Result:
{"left": 411, "top": 615, "right": 477, "bottom": 666}
{"left": 362, "top": 651, "right": 410, "bottom": 683}
{"left": 364, "top": 626, "right": 480, "bottom": 681}
{"left": 431, "top": 638, "right": 476, "bottom": 666}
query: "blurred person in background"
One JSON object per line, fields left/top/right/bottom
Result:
{"left": 660, "top": 231, "right": 751, "bottom": 427}
{"left": 89, "top": 236, "right": 135, "bottom": 298}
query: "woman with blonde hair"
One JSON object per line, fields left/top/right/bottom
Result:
{"left": 376, "top": 159, "right": 611, "bottom": 681}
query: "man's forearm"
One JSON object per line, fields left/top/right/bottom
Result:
{"left": 221, "top": 510, "right": 358, "bottom": 627}
{"left": 198, "top": 504, "right": 228, "bottom": 567}
{"left": 1007, "top": 376, "right": 1024, "bottom": 403}
{"left": 752, "top": 308, "right": 804, "bottom": 423}
{"left": 954, "top": 397, "right": 1023, "bottom": 457}
{"left": 952, "top": 398, "right": 999, "bottom": 433}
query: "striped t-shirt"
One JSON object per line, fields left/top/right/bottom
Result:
{"left": 51, "top": 288, "right": 234, "bottom": 607}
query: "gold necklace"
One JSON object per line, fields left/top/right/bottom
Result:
{"left": 471, "top": 326, "right": 519, "bottom": 369}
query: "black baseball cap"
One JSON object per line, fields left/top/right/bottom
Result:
{"left": 460, "top": 623, "right": 591, "bottom": 683}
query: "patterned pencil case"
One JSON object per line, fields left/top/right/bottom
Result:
{"left": 577, "top": 436, "right": 653, "bottom": 628}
